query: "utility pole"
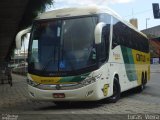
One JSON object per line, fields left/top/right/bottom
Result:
{"left": 146, "top": 18, "right": 150, "bottom": 29}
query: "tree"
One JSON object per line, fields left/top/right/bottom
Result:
{"left": 6, "top": 0, "right": 54, "bottom": 61}
{"left": 19, "top": 0, "right": 54, "bottom": 30}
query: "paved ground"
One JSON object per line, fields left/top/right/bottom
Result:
{"left": 0, "top": 65, "right": 160, "bottom": 120}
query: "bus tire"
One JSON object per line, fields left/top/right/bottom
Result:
{"left": 144, "top": 72, "right": 147, "bottom": 85}
{"left": 138, "top": 73, "right": 145, "bottom": 92}
{"left": 108, "top": 76, "right": 121, "bottom": 103}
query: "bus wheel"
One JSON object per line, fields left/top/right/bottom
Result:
{"left": 144, "top": 72, "right": 147, "bottom": 85}
{"left": 138, "top": 73, "right": 145, "bottom": 92}
{"left": 108, "top": 77, "right": 121, "bottom": 103}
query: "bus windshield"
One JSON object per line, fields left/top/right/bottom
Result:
{"left": 28, "top": 16, "right": 98, "bottom": 75}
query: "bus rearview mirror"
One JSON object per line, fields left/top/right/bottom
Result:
{"left": 15, "top": 27, "right": 31, "bottom": 49}
{"left": 94, "top": 22, "right": 106, "bottom": 44}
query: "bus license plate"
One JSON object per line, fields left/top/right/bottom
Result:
{"left": 53, "top": 93, "right": 65, "bottom": 98}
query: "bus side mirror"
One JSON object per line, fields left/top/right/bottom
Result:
{"left": 15, "top": 27, "right": 31, "bottom": 49}
{"left": 94, "top": 22, "right": 106, "bottom": 44}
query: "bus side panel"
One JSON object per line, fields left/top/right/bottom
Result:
{"left": 108, "top": 45, "right": 131, "bottom": 92}
{"left": 109, "top": 45, "right": 150, "bottom": 93}
{"left": 132, "top": 49, "right": 150, "bottom": 85}
{"left": 120, "top": 46, "right": 150, "bottom": 87}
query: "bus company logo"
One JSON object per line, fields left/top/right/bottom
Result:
{"left": 136, "top": 54, "right": 146, "bottom": 62}
{"left": 48, "top": 72, "right": 67, "bottom": 76}
{"left": 113, "top": 52, "right": 120, "bottom": 60}
{"left": 41, "top": 80, "right": 53, "bottom": 83}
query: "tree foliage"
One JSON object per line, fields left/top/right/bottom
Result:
{"left": 19, "top": 0, "right": 54, "bottom": 30}
{"left": 6, "top": 0, "right": 54, "bottom": 61}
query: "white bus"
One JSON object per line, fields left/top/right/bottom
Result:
{"left": 16, "top": 6, "right": 150, "bottom": 103}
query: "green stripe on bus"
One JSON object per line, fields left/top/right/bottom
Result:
{"left": 59, "top": 72, "right": 91, "bottom": 83}
{"left": 121, "top": 46, "right": 137, "bottom": 81}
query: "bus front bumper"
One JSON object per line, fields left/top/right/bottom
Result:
{"left": 28, "top": 83, "right": 103, "bottom": 101}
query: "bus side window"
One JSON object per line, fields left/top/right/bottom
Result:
{"left": 131, "top": 29, "right": 137, "bottom": 50}
{"left": 112, "top": 17, "right": 120, "bottom": 49}
{"left": 128, "top": 29, "right": 133, "bottom": 48}
{"left": 121, "top": 24, "right": 129, "bottom": 47}
{"left": 112, "top": 33, "right": 119, "bottom": 48}
{"left": 144, "top": 37, "right": 149, "bottom": 53}
{"left": 98, "top": 13, "right": 111, "bottom": 61}
{"left": 99, "top": 26, "right": 107, "bottom": 61}
{"left": 137, "top": 34, "right": 143, "bottom": 52}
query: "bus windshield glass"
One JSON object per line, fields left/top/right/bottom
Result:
{"left": 29, "top": 16, "right": 98, "bottom": 74}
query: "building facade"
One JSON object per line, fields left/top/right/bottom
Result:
{"left": 141, "top": 25, "right": 160, "bottom": 63}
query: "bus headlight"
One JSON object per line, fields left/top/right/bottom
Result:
{"left": 27, "top": 79, "right": 40, "bottom": 87}
{"left": 80, "top": 74, "right": 101, "bottom": 86}
{"left": 80, "top": 77, "right": 96, "bottom": 86}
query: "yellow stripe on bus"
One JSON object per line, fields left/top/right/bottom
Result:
{"left": 132, "top": 49, "right": 150, "bottom": 85}
{"left": 30, "top": 74, "right": 61, "bottom": 84}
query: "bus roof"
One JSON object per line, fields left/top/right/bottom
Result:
{"left": 36, "top": 6, "right": 148, "bottom": 38}
{"left": 36, "top": 6, "right": 120, "bottom": 20}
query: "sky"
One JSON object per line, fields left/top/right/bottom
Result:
{"left": 47, "top": 0, "right": 160, "bottom": 30}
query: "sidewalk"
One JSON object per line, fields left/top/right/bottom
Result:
{"left": 151, "top": 64, "right": 160, "bottom": 73}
